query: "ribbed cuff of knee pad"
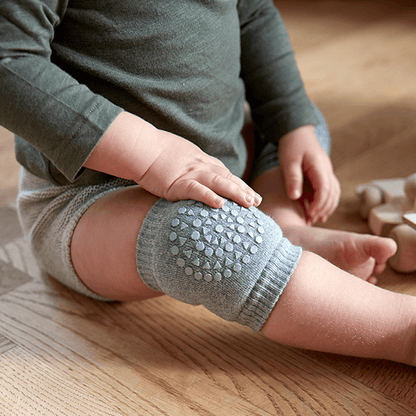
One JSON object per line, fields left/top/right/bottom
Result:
{"left": 236, "top": 238, "right": 302, "bottom": 331}
{"left": 136, "top": 200, "right": 169, "bottom": 292}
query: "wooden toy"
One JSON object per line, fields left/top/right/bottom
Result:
{"left": 355, "top": 177, "right": 409, "bottom": 220}
{"left": 388, "top": 223, "right": 416, "bottom": 273}
{"left": 355, "top": 173, "right": 416, "bottom": 273}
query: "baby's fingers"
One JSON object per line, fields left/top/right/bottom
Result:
{"left": 170, "top": 180, "right": 226, "bottom": 209}
{"left": 307, "top": 182, "right": 329, "bottom": 223}
{"left": 207, "top": 172, "right": 262, "bottom": 208}
{"left": 308, "top": 175, "right": 340, "bottom": 223}
{"left": 322, "top": 177, "right": 341, "bottom": 222}
{"left": 282, "top": 160, "right": 304, "bottom": 201}
{"left": 167, "top": 172, "right": 261, "bottom": 209}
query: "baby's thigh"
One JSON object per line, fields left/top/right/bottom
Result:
{"left": 71, "top": 186, "right": 162, "bottom": 301}
{"left": 17, "top": 170, "right": 157, "bottom": 301}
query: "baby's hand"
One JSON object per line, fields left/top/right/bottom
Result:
{"left": 279, "top": 125, "right": 340, "bottom": 224}
{"left": 137, "top": 129, "right": 261, "bottom": 209}
{"left": 85, "top": 112, "right": 260, "bottom": 209}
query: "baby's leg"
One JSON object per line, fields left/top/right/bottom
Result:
{"left": 251, "top": 167, "right": 397, "bottom": 281}
{"left": 71, "top": 188, "right": 415, "bottom": 365}
{"left": 72, "top": 186, "right": 302, "bottom": 331}
{"left": 262, "top": 251, "right": 416, "bottom": 366}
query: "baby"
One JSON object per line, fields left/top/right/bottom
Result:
{"left": 0, "top": 0, "right": 414, "bottom": 366}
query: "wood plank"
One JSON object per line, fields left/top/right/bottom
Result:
{"left": 0, "top": 258, "right": 32, "bottom": 296}
{"left": 0, "top": 333, "right": 16, "bottom": 355}
{"left": 297, "top": 349, "right": 416, "bottom": 410}
{"left": 0, "top": 281, "right": 414, "bottom": 415}
{"left": 0, "top": 346, "right": 120, "bottom": 415}
{"left": 0, "top": 290, "right": 271, "bottom": 415}
{"left": 0, "top": 206, "right": 23, "bottom": 244}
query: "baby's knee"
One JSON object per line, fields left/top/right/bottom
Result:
{"left": 136, "top": 199, "right": 302, "bottom": 331}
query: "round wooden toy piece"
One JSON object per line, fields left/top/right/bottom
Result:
{"left": 388, "top": 223, "right": 416, "bottom": 273}
{"left": 359, "top": 186, "right": 383, "bottom": 220}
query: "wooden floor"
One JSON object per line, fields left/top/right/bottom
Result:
{"left": 0, "top": 1, "right": 415, "bottom": 414}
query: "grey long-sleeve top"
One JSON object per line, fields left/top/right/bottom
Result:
{"left": 0, "top": 0, "right": 318, "bottom": 186}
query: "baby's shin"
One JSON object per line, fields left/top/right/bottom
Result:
{"left": 136, "top": 199, "right": 302, "bottom": 331}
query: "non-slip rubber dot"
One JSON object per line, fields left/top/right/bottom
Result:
{"left": 215, "top": 224, "right": 224, "bottom": 233}
{"left": 196, "top": 241, "right": 205, "bottom": 251}
{"left": 172, "top": 218, "right": 180, "bottom": 227}
{"left": 214, "top": 273, "right": 222, "bottom": 281}
{"left": 191, "top": 231, "right": 200, "bottom": 240}
{"left": 215, "top": 248, "right": 224, "bottom": 257}
{"left": 171, "top": 246, "right": 179, "bottom": 255}
{"left": 225, "top": 243, "right": 234, "bottom": 252}
{"left": 223, "top": 269, "right": 232, "bottom": 278}
{"left": 242, "top": 255, "right": 250, "bottom": 264}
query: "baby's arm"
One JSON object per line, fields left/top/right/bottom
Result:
{"left": 0, "top": 0, "right": 259, "bottom": 209}
{"left": 278, "top": 125, "right": 341, "bottom": 224}
{"left": 238, "top": 1, "right": 340, "bottom": 222}
{"left": 84, "top": 111, "right": 261, "bottom": 209}
{"left": 239, "top": 0, "right": 319, "bottom": 144}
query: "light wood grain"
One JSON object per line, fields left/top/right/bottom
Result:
{"left": 0, "top": 333, "right": 16, "bottom": 355}
{"left": 0, "top": 346, "right": 119, "bottom": 415}
{"left": 0, "top": 1, "right": 415, "bottom": 414}
{"left": 0, "top": 281, "right": 414, "bottom": 416}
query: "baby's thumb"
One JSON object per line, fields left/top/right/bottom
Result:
{"left": 283, "top": 161, "right": 303, "bottom": 200}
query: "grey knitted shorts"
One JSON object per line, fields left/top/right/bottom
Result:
{"left": 17, "top": 169, "right": 135, "bottom": 300}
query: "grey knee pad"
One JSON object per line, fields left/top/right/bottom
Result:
{"left": 136, "top": 199, "right": 302, "bottom": 331}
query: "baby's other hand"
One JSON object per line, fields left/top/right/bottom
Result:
{"left": 137, "top": 130, "right": 261, "bottom": 209}
{"left": 279, "top": 125, "right": 340, "bottom": 224}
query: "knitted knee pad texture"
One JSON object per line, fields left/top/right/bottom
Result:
{"left": 136, "top": 199, "right": 302, "bottom": 331}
